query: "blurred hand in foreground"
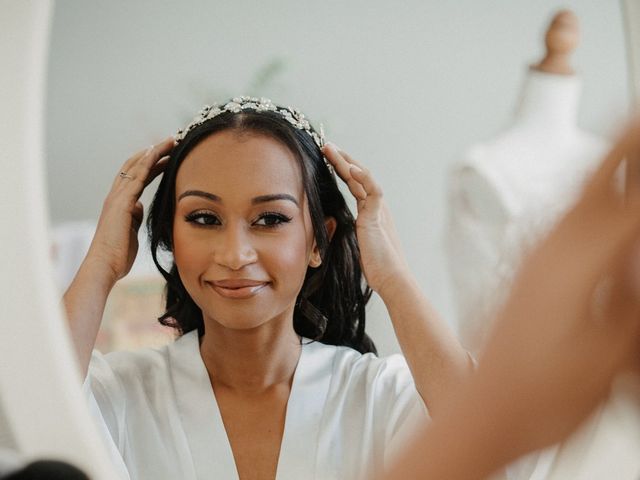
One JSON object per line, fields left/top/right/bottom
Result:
{"left": 385, "top": 117, "right": 640, "bottom": 480}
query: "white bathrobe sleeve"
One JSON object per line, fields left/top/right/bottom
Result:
{"left": 318, "top": 346, "right": 429, "bottom": 479}
{"left": 82, "top": 350, "right": 131, "bottom": 480}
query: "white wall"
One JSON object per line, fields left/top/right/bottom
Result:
{"left": 45, "top": 0, "right": 630, "bottom": 355}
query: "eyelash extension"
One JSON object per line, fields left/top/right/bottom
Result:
{"left": 254, "top": 211, "right": 293, "bottom": 228}
{"left": 184, "top": 211, "right": 220, "bottom": 226}
{"left": 183, "top": 211, "right": 293, "bottom": 228}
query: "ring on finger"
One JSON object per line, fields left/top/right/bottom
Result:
{"left": 119, "top": 171, "right": 135, "bottom": 180}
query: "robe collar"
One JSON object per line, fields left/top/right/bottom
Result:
{"left": 167, "top": 331, "right": 333, "bottom": 480}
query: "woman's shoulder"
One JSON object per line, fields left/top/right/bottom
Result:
{"left": 306, "top": 340, "right": 427, "bottom": 442}
{"left": 94, "top": 339, "right": 170, "bottom": 370}
{"left": 306, "top": 340, "right": 413, "bottom": 390}
{"left": 88, "top": 331, "right": 194, "bottom": 387}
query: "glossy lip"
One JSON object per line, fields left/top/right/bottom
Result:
{"left": 207, "top": 279, "right": 269, "bottom": 299}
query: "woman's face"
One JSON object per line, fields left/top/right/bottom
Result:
{"left": 173, "top": 130, "right": 320, "bottom": 331}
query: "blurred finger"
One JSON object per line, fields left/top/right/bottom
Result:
{"left": 628, "top": 241, "right": 640, "bottom": 299}
{"left": 625, "top": 141, "right": 640, "bottom": 205}
{"left": 589, "top": 299, "right": 640, "bottom": 378}
{"left": 565, "top": 206, "right": 640, "bottom": 299}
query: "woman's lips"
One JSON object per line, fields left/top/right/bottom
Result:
{"left": 208, "top": 280, "right": 269, "bottom": 299}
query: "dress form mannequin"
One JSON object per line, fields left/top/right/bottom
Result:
{"left": 445, "top": 10, "right": 608, "bottom": 355}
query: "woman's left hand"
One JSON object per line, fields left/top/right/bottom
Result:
{"left": 323, "top": 143, "right": 410, "bottom": 294}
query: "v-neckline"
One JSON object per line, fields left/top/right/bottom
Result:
{"left": 168, "top": 332, "right": 332, "bottom": 480}
{"left": 206, "top": 338, "right": 303, "bottom": 480}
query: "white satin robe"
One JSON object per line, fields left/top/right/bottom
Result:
{"left": 83, "top": 331, "right": 427, "bottom": 480}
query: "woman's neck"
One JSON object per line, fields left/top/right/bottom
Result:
{"left": 199, "top": 316, "right": 301, "bottom": 394}
{"left": 513, "top": 68, "right": 581, "bottom": 133}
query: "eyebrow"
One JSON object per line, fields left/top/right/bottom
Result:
{"left": 177, "top": 190, "right": 299, "bottom": 207}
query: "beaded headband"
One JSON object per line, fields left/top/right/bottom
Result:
{"left": 175, "top": 96, "right": 332, "bottom": 173}
{"left": 175, "top": 96, "right": 326, "bottom": 150}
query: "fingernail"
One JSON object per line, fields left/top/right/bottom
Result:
{"left": 350, "top": 165, "right": 363, "bottom": 174}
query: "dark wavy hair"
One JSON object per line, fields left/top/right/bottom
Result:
{"left": 147, "top": 104, "right": 376, "bottom": 354}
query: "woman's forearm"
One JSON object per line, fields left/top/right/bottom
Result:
{"left": 62, "top": 257, "right": 116, "bottom": 378}
{"left": 379, "top": 273, "right": 472, "bottom": 415}
{"left": 383, "top": 375, "right": 516, "bottom": 480}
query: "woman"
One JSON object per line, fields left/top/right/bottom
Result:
{"left": 64, "top": 97, "right": 470, "bottom": 480}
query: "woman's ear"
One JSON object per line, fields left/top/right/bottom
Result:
{"left": 309, "top": 217, "right": 337, "bottom": 268}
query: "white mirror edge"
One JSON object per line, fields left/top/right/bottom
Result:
{"left": 0, "top": 1, "right": 119, "bottom": 478}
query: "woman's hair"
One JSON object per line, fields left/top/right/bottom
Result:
{"left": 147, "top": 104, "right": 377, "bottom": 354}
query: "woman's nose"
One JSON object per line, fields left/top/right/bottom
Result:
{"left": 214, "top": 224, "right": 257, "bottom": 271}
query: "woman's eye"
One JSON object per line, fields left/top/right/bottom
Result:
{"left": 185, "top": 212, "right": 221, "bottom": 226}
{"left": 254, "top": 212, "right": 292, "bottom": 227}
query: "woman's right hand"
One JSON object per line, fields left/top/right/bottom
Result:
{"left": 84, "top": 136, "right": 175, "bottom": 286}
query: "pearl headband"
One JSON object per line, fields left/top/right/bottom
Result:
{"left": 175, "top": 96, "right": 326, "bottom": 150}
